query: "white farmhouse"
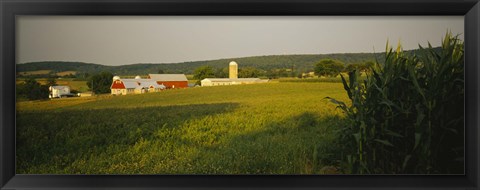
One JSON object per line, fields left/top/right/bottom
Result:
{"left": 49, "top": 86, "right": 74, "bottom": 98}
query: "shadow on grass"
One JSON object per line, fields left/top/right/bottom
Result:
{"left": 185, "top": 112, "right": 345, "bottom": 174}
{"left": 16, "top": 102, "right": 239, "bottom": 173}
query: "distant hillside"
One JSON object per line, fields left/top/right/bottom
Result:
{"left": 18, "top": 48, "right": 433, "bottom": 76}
{"left": 152, "top": 53, "right": 384, "bottom": 74}
{"left": 17, "top": 61, "right": 111, "bottom": 75}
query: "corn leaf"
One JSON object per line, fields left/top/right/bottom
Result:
{"left": 374, "top": 139, "right": 394, "bottom": 147}
{"left": 414, "top": 133, "right": 422, "bottom": 150}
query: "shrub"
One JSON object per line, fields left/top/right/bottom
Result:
{"left": 328, "top": 32, "right": 464, "bottom": 174}
{"left": 193, "top": 66, "right": 215, "bottom": 85}
{"left": 17, "top": 78, "right": 49, "bottom": 100}
{"left": 314, "top": 59, "right": 345, "bottom": 77}
{"left": 86, "top": 72, "right": 113, "bottom": 94}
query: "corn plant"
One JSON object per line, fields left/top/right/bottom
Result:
{"left": 328, "top": 32, "right": 464, "bottom": 174}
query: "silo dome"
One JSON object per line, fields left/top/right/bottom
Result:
{"left": 229, "top": 61, "right": 238, "bottom": 79}
{"left": 113, "top": 76, "right": 120, "bottom": 80}
{"left": 135, "top": 75, "right": 141, "bottom": 79}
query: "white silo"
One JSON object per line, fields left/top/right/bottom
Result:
{"left": 229, "top": 61, "right": 238, "bottom": 79}
{"left": 113, "top": 76, "right": 120, "bottom": 81}
{"left": 135, "top": 75, "right": 141, "bottom": 79}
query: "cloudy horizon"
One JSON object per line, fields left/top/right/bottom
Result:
{"left": 17, "top": 16, "right": 464, "bottom": 66}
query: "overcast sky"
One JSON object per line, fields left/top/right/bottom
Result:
{"left": 17, "top": 16, "right": 463, "bottom": 66}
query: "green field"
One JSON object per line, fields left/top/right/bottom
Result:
{"left": 16, "top": 82, "right": 348, "bottom": 174}
{"left": 17, "top": 70, "right": 52, "bottom": 75}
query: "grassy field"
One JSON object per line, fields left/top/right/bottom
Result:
{"left": 55, "top": 71, "right": 77, "bottom": 76}
{"left": 17, "top": 70, "right": 77, "bottom": 76}
{"left": 16, "top": 82, "right": 348, "bottom": 174}
{"left": 17, "top": 70, "right": 52, "bottom": 75}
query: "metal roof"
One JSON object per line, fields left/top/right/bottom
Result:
{"left": 50, "top": 86, "right": 69, "bottom": 89}
{"left": 116, "top": 79, "right": 166, "bottom": 89}
{"left": 202, "top": 78, "right": 261, "bottom": 82}
{"left": 142, "top": 81, "right": 165, "bottom": 89}
{"left": 121, "top": 81, "right": 139, "bottom": 89}
{"left": 202, "top": 78, "right": 232, "bottom": 82}
{"left": 234, "top": 78, "right": 262, "bottom": 81}
{"left": 148, "top": 74, "right": 188, "bottom": 82}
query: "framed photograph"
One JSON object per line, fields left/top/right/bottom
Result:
{"left": 1, "top": 0, "right": 479, "bottom": 189}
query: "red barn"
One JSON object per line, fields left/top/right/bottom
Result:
{"left": 148, "top": 74, "right": 189, "bottom": 89}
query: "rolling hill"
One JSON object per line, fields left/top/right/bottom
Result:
{"left": 17, "top": 53, "right": 384, "bottom": 76}
{"left": 18, "top": 48, "right": 434, "bottom": 76}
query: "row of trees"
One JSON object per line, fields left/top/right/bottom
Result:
{"left": 192, "top": 65, "right": 317, "bottom": 83}
{"left": 192, "top": 59, "right": 374, "bottom": 83}
{"left": 17, "top": 77, "right": 57, "bottom": 100}
{"left": 314, "top": 59, "right": 374, "bottom": 77}
{"left": 17, "top": 72, "right": 114, "bottom": 101}
{"left": 193, "top": 66, "right": 269, "bottom": 84}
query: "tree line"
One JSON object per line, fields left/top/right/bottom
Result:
{"left": 17, "top": 72, "right": 113, "bottom": 101}
{"left": 313, "top": 59, "right": 374, "bottom": 77}
{"left": 16, "top": 77, "right": 56, "bottom": 100}
{"left": 191, "top": 58, "right": 375, "bottom": 84}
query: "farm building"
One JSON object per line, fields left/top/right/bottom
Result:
{"left": 110, "top": 76, "right": 166, "bottom": 95}
{"left": 201, "top": 78, "right": 268, "bottom": 86}
{"left": 201, "top": 61, "right": 268, "bottom": 86}
{"left": 302, "top": 72, "right": 316, "bottom": 78}
{"left": 78, "top": 92, "right": 93, "bottom": 97}
{"left": 49, "top": 86, "right": 76, "bottom": 98}
{"left": 148, "top": 74, "right": 188, "bottom": 89}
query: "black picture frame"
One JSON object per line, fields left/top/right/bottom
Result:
{"left": 1, "top": 0, "right": 479, "bottom": 189}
